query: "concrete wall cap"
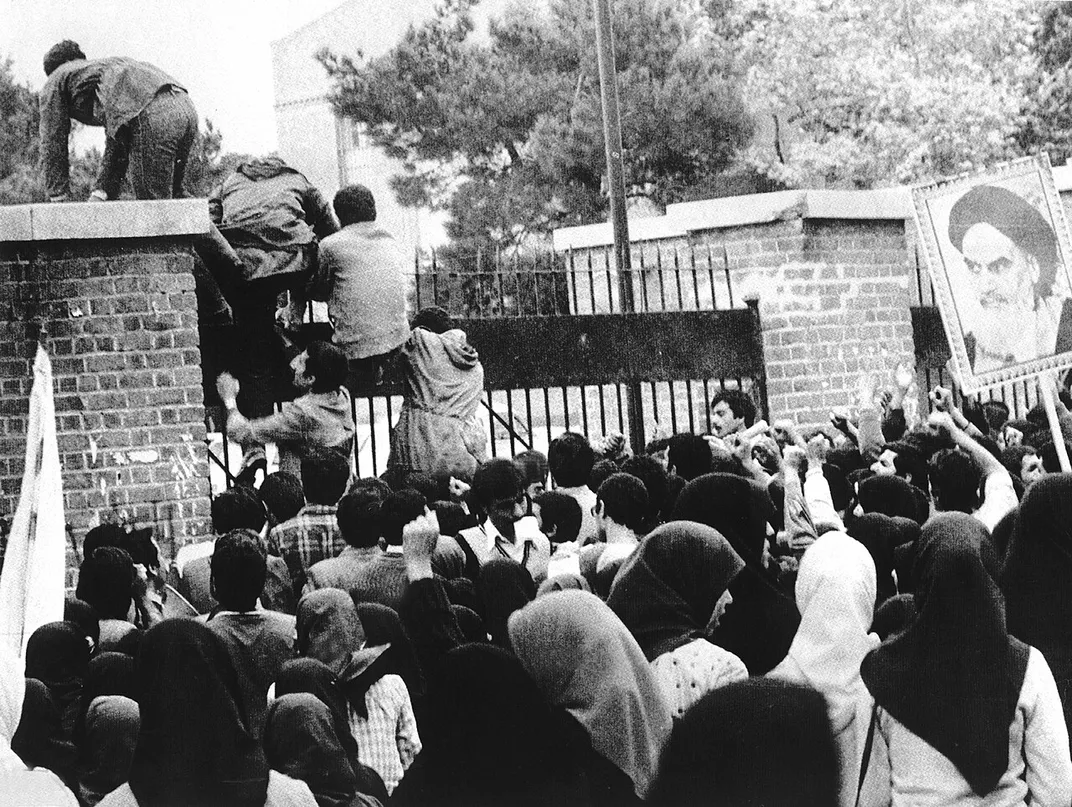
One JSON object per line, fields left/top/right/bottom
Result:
{"left": 1, "top": 198, "right": 209, "bottom": 242}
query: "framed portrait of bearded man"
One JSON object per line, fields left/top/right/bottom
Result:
{"left": 913, "top": 153, "right": 1072, "bottom": 393}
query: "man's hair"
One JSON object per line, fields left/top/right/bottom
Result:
{"left": 333, "top": 184, "right": 376, "bottom": 225}
{"left": 514, "top": 450, "right": 549, "bottom": 487}
{"left": 411, "top": 307, "right": 453, "bottom": 334}
{"left": 668, "top": 434, "right": 713, "bottom": 482}
{"left": 304, "top": 341, "right": 349, "bottom": 393}
{"left": 588, "top": 459, "right": 620, "bottom": 496}
{"left": 300, "top": 450, "right": 351, "bottom": 506}
{"left": 471, "top": 458, "right": 523, "bottom": 508}
{"left": 82, "top": 523, "right": 127, "bottom": 560}
{"left": 645, "top": 437, "right": 670, "bottom": 455}
{"left": 620, "top": 454, "right": 670, "bottom": 520}
{"left": 948, "top": 185, "right": 1059, "bottom": 300}
{"left": 259, "top": 472, "right": 304, "bottom": 525}
{"left": 212, "top": 486, "right": 267, "bottom": 534}
{"left": 534, "top": 491, "right": 582, "bottom": 544}
{"left": 709, "top": 390, "right": 757, "bottom": 428}
{"left": 548, "top": 432, "right": 596, "bottom": 488}
{"left": 380, "top": 490, "right": 427, "bottom": 547}
{"left": 76, "top": 546, "right": 134, "bottom": 620}
{"left": 928, "top": 449, "right": 981, "bottom": 514}
{"left": 211, "top": 530, "right": 267, "bottom": 611}
{"left": 43, "top": 40, "right": 85, "bottom": 76}
{"left": 337, "top": 482, "right": 391, "bottom": 548}
{"left": 1039, "top": 439, "right": 1072, "bottom": 473}
{"left": 885, "top": 441, "right": 930, "bottom": 493}
{"left": 981, "top": 400, "right": 1010, "bottom": 433}
{"left": 596, "top": 473, "right": 649, "bottom": 533}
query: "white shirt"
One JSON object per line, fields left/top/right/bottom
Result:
{"left": 973, "top": 469, "right": 1018, "bottom": 533}
{"left": 458, "top": 516, "right": 550, "bottom": 582}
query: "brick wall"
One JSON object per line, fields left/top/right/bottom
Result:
{"left": 0, "top": 202, "right": 212, "bottom": 584}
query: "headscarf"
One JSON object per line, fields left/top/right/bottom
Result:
{"left": 352, "top": 601, "right": 425, "bottom": 703}
{"left": 0, "top": 643, "right": 24, "bottom": 772}
{"left": 536, "top": 573, "right": 591, "bottom": 596}
{"left": 127, "top": 619, "right": 269, "bottom": 807}
{"left": 477, "top": 558, "right": 536, "bottom": 647}
{"left": 391, "top": 643, "right": 587, "bottom": 807}
{"left": 671, "top": 474, "right": 800, "bottom": 674}
{"left": 11, "top": 679, "right": 77, "bottom": 786}
{"left": 74, "top": 652, "right": 135, "bottom": 746}
{"left": 24, "top": 622, "right": 89, "bottom": 740}
{"left": 297, "top": 590, "right": 390, "bottom": 719}
{"left": 856, "top": 475, "right": 929, "bottom": 525}
{"left": 651, "top": 678, "right": 840, "bottom": 807}
{"left": 871, "top": 594, "right": 916, "bottom": 641}
{"left": 274, "top": 658, "right": 389, "bottom": 806}
{"left": 607, "top": 521, "right": 744, "bottom": 661}
{"left": 264, "top": 693, "right": 361, "bottom": 807}
{"left": 78, "top": 695, "right": 139, "bottom": 807}
{"left": 507, "top": 590, "right": 672, "bottom": 799}
{"left": 1000, "top": 473, "right": 1072, "bottom": 732}
{"left": 861, "top": 513, "right": 1030, "bottom": 795}
{"left": 846, "top": 513, "right": 902, "bottom": 606}
{"left": 63, "top": 598, "right": 100, "bottom": 657}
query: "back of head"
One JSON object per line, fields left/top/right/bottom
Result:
{"left": 300, "top": 449, "right": 350, "bottom": 506}
{"left": 535, "top": 491, "right": 582, "bottom": 544}
{"left": 259, "top": 472, "right": 304, "bottom": 525}
{"left": 588, "top": 459, "right": 620, "bottom": 494}
{"left": 886, "top": 441, "right": 930, "bottom": 493}
{"left": 928, "top": 448, "right": 981, "bottom": 514}
{"left": 514, "top": 450, "right": 549, "bottom": 488}
{"left": 43, "top": 40, "right": 85, "bottom": 76}
{"left": 472, "top": 458, "right": 523, "bottom": 510}
{"left": 211, "top": 530, "right": 267, "bottom": 612}
{"left": 211, "top": 486, "right": 267, "bottom": 534}
{"left": 411, "top": 306, "right": 453, "bottom": 334}
{"left": 548, "top": 432, "right": 595, "bottom": 487}
{"left": 668, "top": 433, "right": 713, "bottom": 482}
{"left": 76, "top": 546, "right": 135, "bottom": 620}
{"left": 597, "top": 473, "right": 649, "bottom": 533}
{"left": 336, "top": 484, "right": 389, "bottom": 548}
{"left": 304, "top": 340, "right": 349, "bottom": 393}
{"left": 620, "top": 454, "right": 670, "bottom": 520}
{"left": 380, "top": 489, "right": 427, "bottom": 547}
{"left": 333, "top": 184, "right": 376, "bottom": 225}
{"left": 82, "top": 523, "right": 127, "bottom": 561}
{"left": 652, "top": 678, "right": 840, "bottom": 807}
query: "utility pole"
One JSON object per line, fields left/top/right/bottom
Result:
{"left": 592, "top": 0, "right": 644, "bottom": 453}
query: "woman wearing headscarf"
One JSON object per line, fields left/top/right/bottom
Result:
{"left": 1000, "top": 474, "right": 1072, "bottom": 738}
{"left": 477, "top": 557, "right": 535, "bottom": 647}
{"left": 671, "top": 473, "right": 800, "bottom": 675}
{"left": 508, "top": 590, "right": 673, "bottom": 804}
{"left": 64, "top": 598, "right": 101, "bottom": 659}
{"left": 96, "top": 619, "right": 316, "bottom": 807}
{"left": 25, "top": 621, "right": 90, "bottom": 740}
{"left": 392, "top": 643, "right": 590, "bottom": 807}
{"left": 264, "top": 694, "right": 380, "bottom": 807}
{"left": 650, "top": 678, "right": 840, "bottom": 807}
{"left": 296, "top": 590, "right": 419, "bottom": 795}
{"left": 861, "top": 514, "right": 1072, "bottom": 805}
{"left": 274, "top": 659, "right": 389, "bottom": 806}
{"left": 73, "top": 652, "right": 135, "bottom": 746}
{"left": 768, "top": 532, "right": 883, "bottom": 807}
{"left": 536, "top": 572, "right": 591, "bottom": 596}
{"left": 847, "top": 513, "right": 901, "bottom": 607}
{"left": 0, "top": 645, "right": 79, "bottom": 807}
{"left": 351, "top": 602, "right": 425, "bottom": 711}
{"left": 12, "top": 679, "right": 78, "bottom": 795}
{"left": 79, "top": 696, "right": 139, "bottom": 807}
{"left": 607, "top": 521, "right": 748, "bottom": 718}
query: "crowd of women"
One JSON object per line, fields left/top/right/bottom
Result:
{"left": 3, "top": 376, "right": 1072, "bottom": 807}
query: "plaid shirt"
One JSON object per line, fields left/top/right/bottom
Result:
{"left": 348, "top": 673, "right": 421, "bottom": 795}
{"left": 268, "top": 504, "right": 346, "bottom": 590}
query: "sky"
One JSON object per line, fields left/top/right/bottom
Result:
{"left": 0, "top": 0, "right": 355, "bottom": 156}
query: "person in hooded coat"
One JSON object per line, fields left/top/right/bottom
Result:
{"left": 96, "top": 619, "right": 316, "bottom": 807}
{"left": 264, "top": 694, "right": 381, "bottom": 807}
{"left": 861, "top": 513, "right": 1072, "bottom": 806}
{"left": 12, "top": 679, "right": 78, "bottom": 796}
{"left": 671, "top": 473, "right": 800, "bottom": 675}
{"left": 508, "top": 590, "right": 673, "bottom": 805}
{"left": 78, "top": 696, "right": 139, "bottom": 807}
{"left": 768, "top": 532, "right": 884, "bottom": 807}
{"left": 387, "top": 308, "right": 487, "bottom": 479}
{"left": 607, "top": 521, "right": 748, "bottom": 718}
{"left": 477, "top": 558, "right": 536, "bottom": 647}
{"left": 650, "top": 678, "right": 841, "bottom": 807}
{"left": 24, "top": 622, "right": 89, "bottom": 741}
{"left": 1000, "top": 473, "right": 1072, "bottom": 738}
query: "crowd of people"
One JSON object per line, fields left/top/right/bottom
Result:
{"left": 5, "top": 360, "right": 1072, "bottom": 806}
{"left": 22, "top": 36, "right": 1072, "bottom": 807}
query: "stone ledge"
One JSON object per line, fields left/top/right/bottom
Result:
{"left": 1, "top": 198, "right": 209, "bottom": 243}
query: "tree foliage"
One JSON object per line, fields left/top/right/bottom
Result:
{"left": 1017, "top": 2, "right": 1072, "bottom": 166}
{"left": 319, "top": 0, "right": 754, "bottom": 253}
{"left": 732, "top": 0, "right": 1039, "bottom": 188}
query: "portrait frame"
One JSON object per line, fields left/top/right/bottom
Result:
{"left": 912, "top": 153, "right": 1072, "bottom": 393}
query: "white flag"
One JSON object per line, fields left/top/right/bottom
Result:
{"left": 0, "top": 345, "right": 66, "bottom": 658}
